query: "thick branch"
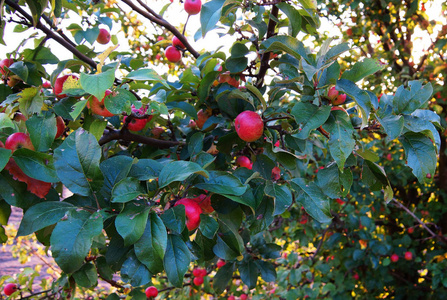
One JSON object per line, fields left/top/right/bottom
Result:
{"left": 98, "top": 128, "right": 182, "bottom": 148}
{"left": 121, "top": 0, "right": 200, "bottom": 58}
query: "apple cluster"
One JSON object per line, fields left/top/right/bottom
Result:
{"left": 192, "top": 267, "right": 207, "bottom": 286}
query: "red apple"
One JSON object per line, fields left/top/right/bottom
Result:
{"left": 390, "top": 254, "right": 399, "bottom": 263}
{"left": 327, "top": 86, "right": 338, "bottom": 101}
{"left": 0, "top": 59, "right": 14, "bottom": 76}
{"left": 53, "top": 74, "right": 79, "bottom": 99}
{"left": 173, "top": 36, "right": 186, "bottom": 49}
{"left": 196, "top": 108, "right": 212, "bottom": 130}
{"left": 236, "top": 156, "right": 252, "bottom": 169}
{"left": 184, "top": 0, "right": 202, "bottom": 15}
{"left": 5, "top": 132, "right": 35, "bottom": 151}
{"left": 234, "top": 111, "right": 264, "bottom": 142}
{"left": 407, "top": 227, "right": 414, "bottom": 234}
{"left": 193, "top": 267, "right": 206, "bottom": 277}
{"left": 336, "top": 198, "right": 345, "bottom": 205}
{"left": 13, "top": 113, "right": 27, "bottom": 123}
{"left": 218, "top": 72, "right": 239, "bottom": 88}
{"left": 272, "top": 166, "right": 281, "bottom": 180}
{"left": 174, "top": 198, "right": 202, "bottom": 230}
{"left": 217, "top": 259, "right": 226, "bottom": 268}
{"left": 96, "top": 28, "right": 111, "bottom": 45}
{"left": 352, "top": 272, "right": 359, "bottom": 280}
{"left": 404, "top": 251, "right": 413, "bottom": 261}
{"left": 123, "top": 108, "right": 152, "bottom": 131}
{"left": 145, "top": 286, "right": 158, "bottom": 298}
{"left": 165, "top": 46, "right": 182, "bottom": 63}
{"left": 240, "top": 294, "right": 248, "bottom": 300}
{"left": 42, "top": 81, "right": 52, "bottom": 89}
{"left": 193, "top": 276, "right": 204, "bottom": 286}
{"left": 55, "top": 116, "right": 65, "bottom": 139}
{"left": 191, "top": 194, "right": 214, "bottom": 213}
{"left": 155, "top": 53, "right": 162, "bottom": 60}
{"left": 333, "top": 93, "right": 347, "bottom": 105}
{"left": 3, "top": 283, "right": 18, "bottom": 296}
{"left": 87, "top": 90, "right": 114, "bottom": 117}
{"left": 157, "top": 36, "right": 164, "bottom": 41}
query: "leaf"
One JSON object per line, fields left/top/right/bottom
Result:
{"left": 12, "top": 149, "right": 57, "bottom": 184}
{"left": 111, "top": 177, "right": 144, "bottom": 203}
{"left": 17, "top": 87, "right": 44, "bottom": 115}
{"left": 336, "top": 79, "right": 372, "bottom": 129}
{"left": 213, "top": 262, "right": 234, "bottom": 294}
{"left": 213, "top": 235, "right": 241, "bottom": 261}
{"left": 104, "top": 88, "right": 140, "bottom": 115}
{"left": 164, "top": 234, "right": 191, "bottom": 288}
{"left": 276, "top": 3, "right": 301, "bottom": 37}
{"left": 26, "top": 114, "right": 57, "bottom": 152}
{"left": 290, "top": 178, "right": 332, "bottom": 223}
{"left": 291, "top": 102, "right": 331, "bottom": 139}
{"left": 50, "top": 210, "right": 103, "bottom": 273}
{"left": 245, "top": 84, "right": 267, "bottom": 111}
{"left": 188, "top": 132, "right": 204, "bottom": 158}
{"left": 72, "top": 263, "right": 98, "bottom": 288}
{"left": 115, "top": 203, "right": 150, "bottom": 246}
{"left": 54, "top": 129, "right": 104, "bottom": 196}
{"left": 255, "top": 260, "right": 277, "bottom": 282}
{"left": 120, "top": 251, "right": 152, "bottom": 286}
{"left": 80, "top": 68, "right": 115, "bottom": 102}
{"left": 402, "top": 115, "right": 441, "bottom": 151}
{"left": 316, "top": 163, "right": 352, "bottom": 198}
{"left": 129, "top": 159, "right": 163, "bottom": 181}
{"left": 323, "top": 110, "right": 355, "bottom": 171}
{"left": 238, "top": 259, "right": 258, "bottom": 289}
{"left": 199, "top": 214, "right": 219, "bottom": 239}
{"left": 362, "top": 160, "right": 393, "bottom": 203}
{"left": 100, "top": 155, "right": 134, "bottom": 199}
{"left": 195, "top": 171, "right": 247, "bottom": 196}
{"left": 376, "top": 115, "right": 404, "bottom": 141}
{"left": 0, "top": 113, "right": 14, "bottom": 130}
{"left": 393, "top": 81, "right": 433, "bottom": 115}
{"left": 399, "top": 132, "right": 437, "bottom": 184}
{"left": 200, "top": 0, "right": 226, "bottom": 37}
{"left": 264, "top": 182, "right": 293, "bottom": 216}
{"left": 124, "top": 68, "right": 169, "bottom": 89}
{"left": 341, "top": 58, "right": 386, "bottom": 82}
{"left": 17, "top": 201, "right": 75, "bottom": 236}
{"left": 25, "top": 0, "right": 48, "bottom": 26}
{"left": 160, "top": 205, "right": 186, "bottom": 234}
{"left": 166, "top": 101, "right": 197, "bottom": 118}
{"left": 0, "top": 147, "right": 11, "bottom": 172}
{"left": 0, "top": 200, "right": 11, "bottom": 226}
{"left": 0, "top": 171, "right": 39, "bottom": 209}
{"left": 261, "top": 36, "right": 308, "bottom": 60}
{"left": 158, "top": 161, "right": 209, "bottom": 188}
{"left": 134, "top": 212, "right": 167, "bottom": 274}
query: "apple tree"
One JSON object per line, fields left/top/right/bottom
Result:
{"left": 0, "top": 0, "right": 443, "bottom": 299}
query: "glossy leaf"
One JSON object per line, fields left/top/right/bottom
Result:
{"left": 121, "top": 251, "right": 152, "bottom": 286}
{"left": 265, "top": 182, "right": 293, "bottom": 216}
{"left": 26, "top": 114, "right": 57, "bottom": 152}
{"left": 115, "top": 203, "right": 150, "bottom": 246}
{"left": 111, "top": 177, "right": 144, "bottom": 203}
{"left": 13, "top": 148, "right": 58, "bottom": 183}
{"left": 158, "top": 161, "right": 209, "bottom": 188}
{"left": 341, "top": 58, "right": 386, "bottom": 82}
{"left": 164, "top": 234, "right": 191, "bottom": 288}
{"left": 291, "top": 102, "right": 331, "bottom": 139}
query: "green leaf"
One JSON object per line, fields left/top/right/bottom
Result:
{"left": 17, "top": 201, "right": 75, "bottom": 236}
{"left": 115, "top": 203, "right": 150, "bottom": 246}
{"left": 100, "top": 155, "right": 134, "bottom": 199}
{"left": 323, "top": 110, "right": 355, "bottom": 171}
{"left": 393, "top": 81, "right": 433, "bottom": 115}
{"left": 17, "top": 87, "right": 44, "bottom": 115}
{"left": 213, "top": 235, "right": 241, "bottom": 260}
{"left": 276, "top": 3, "right": 301, "bottom": 37}
{"left": 164, "top": 234, "right": 191, "bottom": 288}
{"left": 165, "top": 101, "right": 197, "bottom": 118}
{"left": 341, "top": 58, "right": 386, "bottom": 82}
{"left": 238, "top": 259, "right": 258, "bottom": 289}
{"left": 129, "top": 159, "right": 163, "bottom": 181}
{"left": 402, "top": 115, "right": 441, "bottom": 151}
{"left": 255, "top": 260, "right": 277, "bottom": 282}
{"left": 188, "top": 132, "right": 204, "bottom": 158}
{"left": 362, "top": 160, "right": 393, "bottom": 202}
{"left": 195, "top": 171, "right": 247, "bottom": 196}
{"left": 13, "top": 148, "right": 58, "bottom": 183}
{"left": 26, "top": 114, "right": 57, "bottom": 152}
{"left": 125, "top": 68, "right": 169, "bottom": 89}
{"left": 376, "top": 115, "right": 404, "bottom": 141}
{"left": 0, "top": 171, "right": 39, "bottom": 209}
{"left": 0, "top": 113, "right": 14, "bottom": 130}
{"left": 0, "top": 148, "right": 11, "bottom": 172}
{"left": 23, "top": 46, "right": 59, "bottom": 64}
{"left": 0, "top": 200, "right": 11, "bottom": 226}
{"left": 291, "top": 102, "right": 331, "bottom": 139}
{"left": 200, "top": 0, "right": 226, "bottom": 37}
{"left": 25, "top": 0, "right": 48, "bottom": 26}
{"left": 121, "top": 251, "right": 152, "bottom": 286}
{"left": 336, "top": 79, "right": 371, "bottom": 129}
{"left": 261, "top": 36, "right": 308, "bottom": 60}
{"left": 54, "top": 129, "right": 104, "bottom": 196}
{"left": 72, "top": 263, "right": 98, "bottom": 288}
{"left": 199, "top": 214, "right": 218, "bottom": 239}
{"left": 80, "top": 69, "right": 115, "bottom": 102}
{"left": 265, "top": 182, "right": 292, "bottom": 216}
{"left": 213, "top": 262, "right": 234, "bottom": 294}
{"left": 245, "top": 84, "right": 267, "bottom": 111}
{"left": 111, "top": 177, "right": 144, "bottom": 203}
{"left": 160, "top": 205, "right": 186, "bottom": 234}
{"left": 103, "top": 88, "right": 139, "bottom": 115}
{"left": 290, "top": 178, "right": 332, "bottom": 223}
{"left": 158, "top": 161, "right": 209, "bottom": 188}
{"left": 316, "top": 163, "right": 352, "bottom": 198}
{"left": 399, "top": 132, "right": 437, "bottom": 184}
{"left": 134, "top": 212, "right": 167, "bottom": 274}
{"left": 50, "top": 210, "right": 103, "bottom": 273}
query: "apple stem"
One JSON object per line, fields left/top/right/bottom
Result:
{"left": 183, "top": 15, "right": 190, "bottom": 36}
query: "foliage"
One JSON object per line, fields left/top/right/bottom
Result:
{"left": 0, "top": 0, "right": 445, "bottom": 299}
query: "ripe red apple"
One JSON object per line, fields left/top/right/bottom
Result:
{"left": 193, "top": 267, "right": 206, "bottom": 277}
{"left": 145, "top": 286, "right": 158, "bottom": 298}
{"left": 3, "top": 283, "right": 18, "bottom": 296}
{"left": 327, "top": 86, "right": 338, "bottom": 101}
{"left": 299, "top": 214, "right": 308, "bottom": 225}
{"left": 55, "top": 116, "right": 66, "bottom": 139}
{"left": 174, "top": 198, "right": 202, "bottom": 230}
{"left": 336, "top": 198, "right": 345, "bottom": 205}
{"left": 196, "top": 108, "right": 212, "bottom": 130}
{"left": 0, "top": 58, "right": 14, "bottom": 76}
{"left": 5, "top": 132, "right": 35, "bottom": 151}
{"left": 333, "top": 93, "right": 347, "bottom": 105}
{"left": 218, "top": 72, "right": 239, "bottom": 88}
{"left": 184, "top": 0, "right": 202, "bottom": 15}
{"left": 123, "top": 108, "right": 152, "bottom": 131}
{"left": 236, "top": 156, "right": 252, "bottom": 169}
{"left": 234, "top": 111, "right": 264, "bottom": 142}
{"left": 96, "top": 28, "right": 111, "bottom": 45}
{"left": 42, "top": 81, "right": 52, "bottom": 89}
{"left": 87, "top": 90, "right": 114, "bottom": 117}
{"left": 193, "top": 276, "right": 204, "bottom": 286}
{"left": 172, "top": 36, "right": 186, "bottom": 49}
{"left": 407, "top": 227, "right": 414, "bottom": 234}
{"left": 165, "top": 46, "right": 182, "bottom": 63}
{"left": 217, "top": 259, "right": 226, "bottom": 268}
{"left": 228, "top": 296, "right": 235, "bottom": 300}
{"left": 271, "top": 166, "right": 281, "bottom": 180}
{"left": 390, "top": 254, "right": 399, "bottom": 263}
{"left": 191, "top": 194, "right": 214, "bottom": 213}
{"left": 404, "top": 251, "right": 413, "bottom": 261}
{"left": 352, "top": 272, "right": 359, "bottom": 280}
{"left": 53, "top": 74, "right": 79, "bottom": 99}
{"left": 240, "top": 294, "right": 248, "bottom": 300}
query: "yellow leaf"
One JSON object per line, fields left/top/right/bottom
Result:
{"left": 96, "top": 44, "right": 119, "bottom": 74}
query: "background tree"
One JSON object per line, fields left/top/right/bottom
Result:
{"left": 0, "top": 0, "right": 445, "bottom": 299}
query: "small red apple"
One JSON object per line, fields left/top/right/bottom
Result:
{"left": 234, "top": 111, "right": 264, "bottom": 142}
{"left": 191, "top": 194, "right": 214, "bottom": 213}
{"left": 196, "top": 108, "right": 212, "bottom": 130}
{"left": 3, "top": 283, "right": 18, "bottom": 296}
{"left": 87, "top": 90, "right": 114, "bottom": 117}
{"left": 217, "top": 259, "right": 226, "bottom": 268}
{"left": 0, "top": 59, "right": 14, "bottom": 76}
{"left": 42, "top": 81, "right": 52, "bottom": 89}
{"left": 193, "top": 276, "right": 204, "bottom": 286}
{"left": 336, "top": 198, "right": 345, "bottom": 205}
{"left": 5, "top": 132, "right": 35, "bottom": 151}
{"left": 236, "top": 156, "right": 252, "bottom": 169}
{"left": 390, "top": 254, "right": 399, "bottom": 263}
{"left": 13, "top": 113, "right": 27, "bottom": 123}
{"left": 55, "top": 116, "right": 66, "bottom": 139}
{"left": 157, "top": 36, "right": 164, "bottom": 41}
{"left": 299, "top": 214, "right": 308, "bottom": 225}
{"left": 193, "top": 267, "right": 206, "bottom": 277}
{"left": 145, "top": 286, "right": 158, "bottom": 298}
{"left": 407, "top": 227, "right": 414, "bottom": 234}
{"left": 228, "top": 296, "right": 235, "bottom": 300}
{"left": 272, "top": 166, "right": 281, "bottom": 180}
{"left": 96, "top": 28, "right": 111, "bottom": 45}
{"left": 327, "top": 86, "right": 338, "bottom": 101}
{"left": 172, "top": 36, "right": 186, "bottom": 49}
{"left": 174, "top": 198, "right": 202, "bottom": 230}
{"left": 333, "top": 93, "right": 347, "bottom": 105}
{"left": 218, "top": 72, "right": 239, "bottom": 88}
{"left": 53, "top": 74, "right": 79, "bottom": 99}
{"left": 404, "top": 251, "right": 413, "bottom": 261}
{"left": 352, "top": 272, "right": 359, "bottom": 280}
{"left": 165, "top": 46, "right": 182, "bottom": 63}
{"left": 123, "top": 108, "right": 152, "bottom": 131}
{"left": 240, "top": 294, "right": 248, "bottom": 300}
{"left": 184, "top": 0, "right": 202, "bottom": 15}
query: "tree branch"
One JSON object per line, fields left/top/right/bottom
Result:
{"left": 98, "top": 128, "right": 182, "bottom": 148}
